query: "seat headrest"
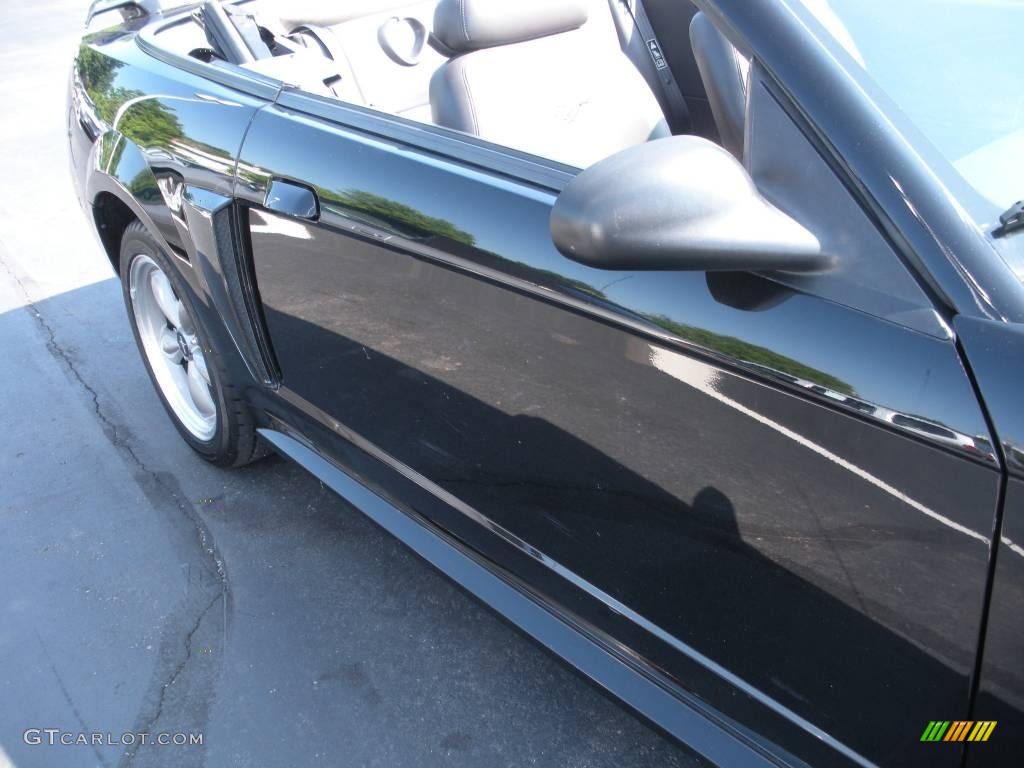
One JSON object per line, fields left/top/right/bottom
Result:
{"left": 434, "top": 0, "right": 589, "bottom": 53}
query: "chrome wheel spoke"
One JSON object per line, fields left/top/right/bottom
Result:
{"left": 150, "top": 269, "right": 182, "bottom": 329}
{"left": 178, "top": 305, "right": 196, "bottom": 337}
{"left": 159, "top": 326, "right": 183, "bottom": 363}
{"left": 191, "top": 347, "right": 211, "bottom": 386}
{"left": 129, "top": 253, "right": 218, "bottom": 441}
{"left": 187, "top": 360, "right": 216, "bottom": 417}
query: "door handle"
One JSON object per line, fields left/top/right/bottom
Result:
{"left": 264, "top": 179, "right": 319, "bottom": 221}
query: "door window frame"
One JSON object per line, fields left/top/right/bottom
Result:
{"left": 139, "top": 1, "right": 958, "bottom": 339}
{"left": 136, "top": 9, "right": 577, "bottom": 194}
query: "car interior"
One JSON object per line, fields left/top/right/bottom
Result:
{"left": 159, "top": 0, "right": 750, "bottom": 169}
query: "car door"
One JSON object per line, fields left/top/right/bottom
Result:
{"left": 233, "top": 77, "right": 1000, "bottom": 766}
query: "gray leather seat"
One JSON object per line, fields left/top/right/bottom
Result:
{"left": 269, "top": 0, "right": 446, "bottom": 123}
{"left": 689, "top": 11, "right": 750, "bottom": 158}
{"left": 429, "top": 0, "right": 670, "bottom": 168}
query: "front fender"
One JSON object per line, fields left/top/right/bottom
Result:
{"left": 85, "top": 128, "right": 273, "bottom": 389}
{"left": 69, "top": 27, "right": 273, "bottom": 390}
{"left": 86, "top": 130, "right": 179, "bottom": 261}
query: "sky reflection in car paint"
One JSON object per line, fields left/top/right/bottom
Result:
{"left": 67, "top": 19, "right": 1017, "bottom": 764}
{"left": 228, "top": 106, "right": 996, "bottom": 472}
{"left": 649, "top": 345, "right": 999, "bottom": 548}
{"left": 81, "top": 58, "right": 999, "bottom": 757}
{"left": 245, "top": 188, "right": 996, "bottom": 768}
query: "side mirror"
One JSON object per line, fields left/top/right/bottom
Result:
{"left": 550, "top": 136, "right": 829, "bottom": 272}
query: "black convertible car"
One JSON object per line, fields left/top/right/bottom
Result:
{"left": 68, "top": 0, "right": 1022, "bottom": 765}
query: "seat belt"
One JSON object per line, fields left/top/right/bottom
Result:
{"left": 224, "top": 7, "right": 273, "bottom": 59}
{"left": 293, "top": 24, "right": 346, "bottom": 64}
{"left": 619, "top": 0, "right": 691, "bottom": 133}
{"left": 291, "top": 24, "right": 359, "bottom": 101}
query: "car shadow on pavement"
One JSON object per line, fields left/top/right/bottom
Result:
{"left": 259, "top": 303, "right": 981, "bottom": 768}
{"left": 0, "top": 279, "right": 705, "bottom": 768}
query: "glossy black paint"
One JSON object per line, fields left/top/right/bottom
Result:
{"left": 956, "top": 317, "right": 1024, "bottom": 479}
{"left": 234, "top": 96, "right": 998, "bottom": 766}
{"left": 697, "top": 0, "right": 1024, "bottom": 324}
{"left": 68, "top": 22, "right": 276, "bottom": 386}
{"left": 968, "top": 477, "right": 1024, "bottom": 768}
{"left": 257, "top": 427, "right": 785, "bottom": 768}
{"left": 957, "top": 317, "right": 1024, "bottom": 768}
{"left": 66, "top": 2, "right": 1024, "bottom": 767}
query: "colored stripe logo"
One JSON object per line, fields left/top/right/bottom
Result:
{"left": 920, "top": 721, "right": 996, "bottom": 742}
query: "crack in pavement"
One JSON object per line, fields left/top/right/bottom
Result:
{"left": 2, "top": 252, "right": 165, "bottom": 492}
{"left": 0, "top": 250, "right": 227, "bottom": 579}
{"left": 1, "top": 249, "right": 231, "bottom": 764}
{"left": 35, "top": 630, "right": 113, "bottom": 768}
{"left": 119, "top": 591, "right": 224, "bottom": 768}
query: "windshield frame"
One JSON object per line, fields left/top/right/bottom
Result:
{"left": 786, "top": 0, "right": 1024, "bottom": 277}
{"left": 697, "top": 0, "right": 1024, "bottom": 322}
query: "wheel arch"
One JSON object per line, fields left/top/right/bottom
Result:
{"left": 92, "top": 191, "right": 136, "bottom": 273}
{"left": 85, "top": 130, "right": 176, "bottom": 276}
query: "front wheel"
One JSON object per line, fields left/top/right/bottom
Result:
{"left": 120, "top": 220, "right": 264, "bottom": 467}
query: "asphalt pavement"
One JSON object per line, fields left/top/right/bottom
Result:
{"left": 0, "top": 2, "right": 702, "bottom": 767}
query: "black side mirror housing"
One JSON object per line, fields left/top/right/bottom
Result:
{"left": 550, "top": 136, "right": 830, "bottom": 273}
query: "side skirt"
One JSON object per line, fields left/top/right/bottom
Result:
{"left": 258, "top": 427, "right": 793, "bottom": 768}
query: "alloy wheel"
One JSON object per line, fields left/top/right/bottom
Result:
{"left": 128, "top": 254, "right": 217, "bottom": 441}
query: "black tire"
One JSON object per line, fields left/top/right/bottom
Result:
{"left": 119, "top": 220, "right": 265, "bottom": 467}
